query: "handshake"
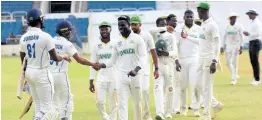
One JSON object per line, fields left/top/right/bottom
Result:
{"left": 92, "top": 62, "right": 106, "bottom": 71}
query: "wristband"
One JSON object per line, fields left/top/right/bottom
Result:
{"left": 134, "top": 66, "right": 142, "bottom": 72}
{"left": 101, "top": 63, "right": 106, "bottom": 68}
{"left": 155, "top": 67, "right": 159, "bottom": 71}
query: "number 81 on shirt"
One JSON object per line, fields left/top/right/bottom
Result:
{"left": 27, "top": 43, "right": 36, "bottom": 58}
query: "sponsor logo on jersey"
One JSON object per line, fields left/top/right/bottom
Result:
{"left": 55, "top": 44, "right": 63, "bottom": 50}
{"left": 98, "top": 44, "right": 103, "bottom": 49}
{"left": 118, "top": 41, "right": 122, "bottom": 47}
{"left": 227, "top": 32, "right": 237, "bottom": 35}
{"left": 119, "top": 48, "right": 135, "bottom": 56}
{"left": 99, "top": 53, "right": 112, "bottom": 59}
{"left": 199, "top": 34, "right": 205, "bottom": 39}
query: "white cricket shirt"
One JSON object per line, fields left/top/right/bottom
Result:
{"left": 155, "top": 30, "right": 178, "bottom": 64}
{"left": 178, "top": 24, "right": 202, "bottom": 59}
{"left": 106, "top": 32, "right": 147, "bottom": 73}
{"left": 138, "top": 29, "right": 155, "bottom": 75}
{"left": 199, "top": 17, "right": 221, "bottom": 61}
{"left": 223, "top": 22, "right": 244, "bottom": 46}
{"left": 48, "top": 36, "right": 78, "bottom": 73}
{"left": 19, "top": 27, "right": 55, "bottom": 69}
{"left": 89, "top": 38, "right": 119, "bottom": 81}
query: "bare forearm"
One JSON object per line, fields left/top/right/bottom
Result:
{"left": 77, "top": 57, "right": 94, "bottom": 66}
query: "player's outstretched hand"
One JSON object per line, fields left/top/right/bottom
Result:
{"left": 159, "top": 50, "right": 169, "bottom": 56}
{"left": 239, "top": 46, "right": 243, "bottom": 55}
{"left": 92, "top": 63, "right": 101, "bottom": 71}
{"left": 243, "top": 31, "right": 249, "bottom": 36}
{"left": 127, "top": 70, "right": 137, "bottom": 77}
{"left": 181, "top": 30, "right": 188, "bottom": 38}
{"left": 175, "top": 60, "right": 181, "bottom": 72}
{"left": 220, "top": 47, "right": 224, "bottom": 55}
{"left": 62, "top": 56, "right": 71, "bottom": 63}
{"left": 89, "top": 80, "right": 95, "bottom": 93}
{"left": 210, "top": 62, "right": 217, "bottom": 74}
{"left": 154, "top": 70, "right": 159, "bottom": 79}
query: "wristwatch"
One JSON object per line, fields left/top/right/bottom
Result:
{"left": 155, "top": 67, "right": 159, "bottom": 71}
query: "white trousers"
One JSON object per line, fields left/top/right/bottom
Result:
{"left": 180, "top": 58, "right": 198, "bottom": 109}
{"left": 195, "top": 58, "right": 220, "bottom": 116}
{"left": 172, "top": 65, "right": 181, "bottom": 112}
{"left": 225, "top": 45, "right": 240, "bottom": 81}
{"left": 52, "top": 72, "right": 74, "bottom": 120}
{"left": 95, "top": 81, "right": 117, "bottom": 120}
{"left": 116, "top": 70, "right": 142, "bottom": 120}
{"left": 142, "top": 74, "right": 150, "bottom": 117}
{"left": 25, "top": 67, "right": 54, "bottom": 119}
{"left": 154, "top": 62, "right": 174, "bottom": 115}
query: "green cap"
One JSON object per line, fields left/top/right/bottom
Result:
{"left": 197, "top": 2, "right": 210, "bottom": 10}
{"left": 99, "top": 21, "right": 111, "bottom": 28}
{"left": 130, "top": 15, "right": 141, "bottom": 24}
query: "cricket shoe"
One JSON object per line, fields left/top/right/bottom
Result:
{"left": 180, "top": 107, "right": 188, "bottom": 116}
{"left": 155, "top": 113, "right": 165, "bottom": 120}
{"left": 231, "top": 80, "right": 237, "bottom": 85}
{"left": 198, "top": 114, "right": 211, "bottom": 120}
{"left": 165, "top": 113, "right": 172, "bottom": 119}
{"left": 193, "top": 109, "right": 200, "bottom": 117}
{"left": 249, "top": 80, "right": 261, "bottom": 86}
{"left": 212, "top": 102, "right": 224, "bottom": 119}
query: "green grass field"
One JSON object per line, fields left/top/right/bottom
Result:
{"left": 2, "top": 51, "right": 262, "bottom": 120}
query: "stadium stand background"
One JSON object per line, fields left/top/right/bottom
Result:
{"left": 1, "top": 1, "right": 262, "bottom": 56}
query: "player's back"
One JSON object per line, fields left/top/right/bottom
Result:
{"left": 49, "top": 36, "right": 76, "bottom": 73}
{"left": 20, "top": 27, "right": 54, "bottom": 69}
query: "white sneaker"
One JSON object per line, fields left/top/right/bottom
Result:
{"left": 155, "top": 113, "right": 165, "bottom": 120}
{"left": 212, "top": 102, "right": 224, "bottom": 119}
{"left": 249, "top": 80, "right": 261, "bottom": 86}
{"left": 193, "top": 109, "right": 200, "bottom": 117}
{"left": 180, "top": 107, "right": 188, "bottom": 116}
{"left": 231, "top": 80, "right": 237, "bottom": 85}
{"left": 165, "top": 113, "right": 172, "bottom": 119}
{"left": 198, "top": 114, "right": 211, "bottom": 120}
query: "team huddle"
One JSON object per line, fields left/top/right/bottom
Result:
{"left": 19, "top": 1, "right": 256, "bottom": 120}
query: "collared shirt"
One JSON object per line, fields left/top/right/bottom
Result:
{"left": 106, "top": 32, "right": 147, "bottom": 73}
{"left": 178, "top": 24, "right": 202, "bottom": 59}
{"left": 247, "top": 18, "right": 262, "bottom": 41}
{"left": 199, "top": 17, "right": 220, "bottom": 61}
{"left": 89, "top": 37, "right": 119, "bottom": 81}
{"left": 223, "top": 22, "right": 244, "bottom": 46}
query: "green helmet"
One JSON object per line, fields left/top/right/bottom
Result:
{"left": 155, "top": 39, "right": 167, "bottom": 56}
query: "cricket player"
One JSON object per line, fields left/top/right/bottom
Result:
{"left": 149, "top": 17, "right": 179, "bottom": 120}
{"left": 166, "top": 14, "right": 182, "bottom": 114}
{"left": 93, "top": 15, "right": 147, "bottom": 120}
{"left": 19, "top": 8, "right": 70, "bottom": 120}
{"left": 89, "top": 22, "right": 118, "bottom": 120}
{"left": 50, "top": 20, "right": 96, "bottom": 120}
{"left": 220, "top": 12, "right": 244, "bottom": 85}
{"left": 177, "top": 9, "right": 202, "bottom": 117}
{"left": 130, "top": 15, "right": 159, "bottom": 120}
{"left": 196, "top": 2, "right": 224, "bottom": 120}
